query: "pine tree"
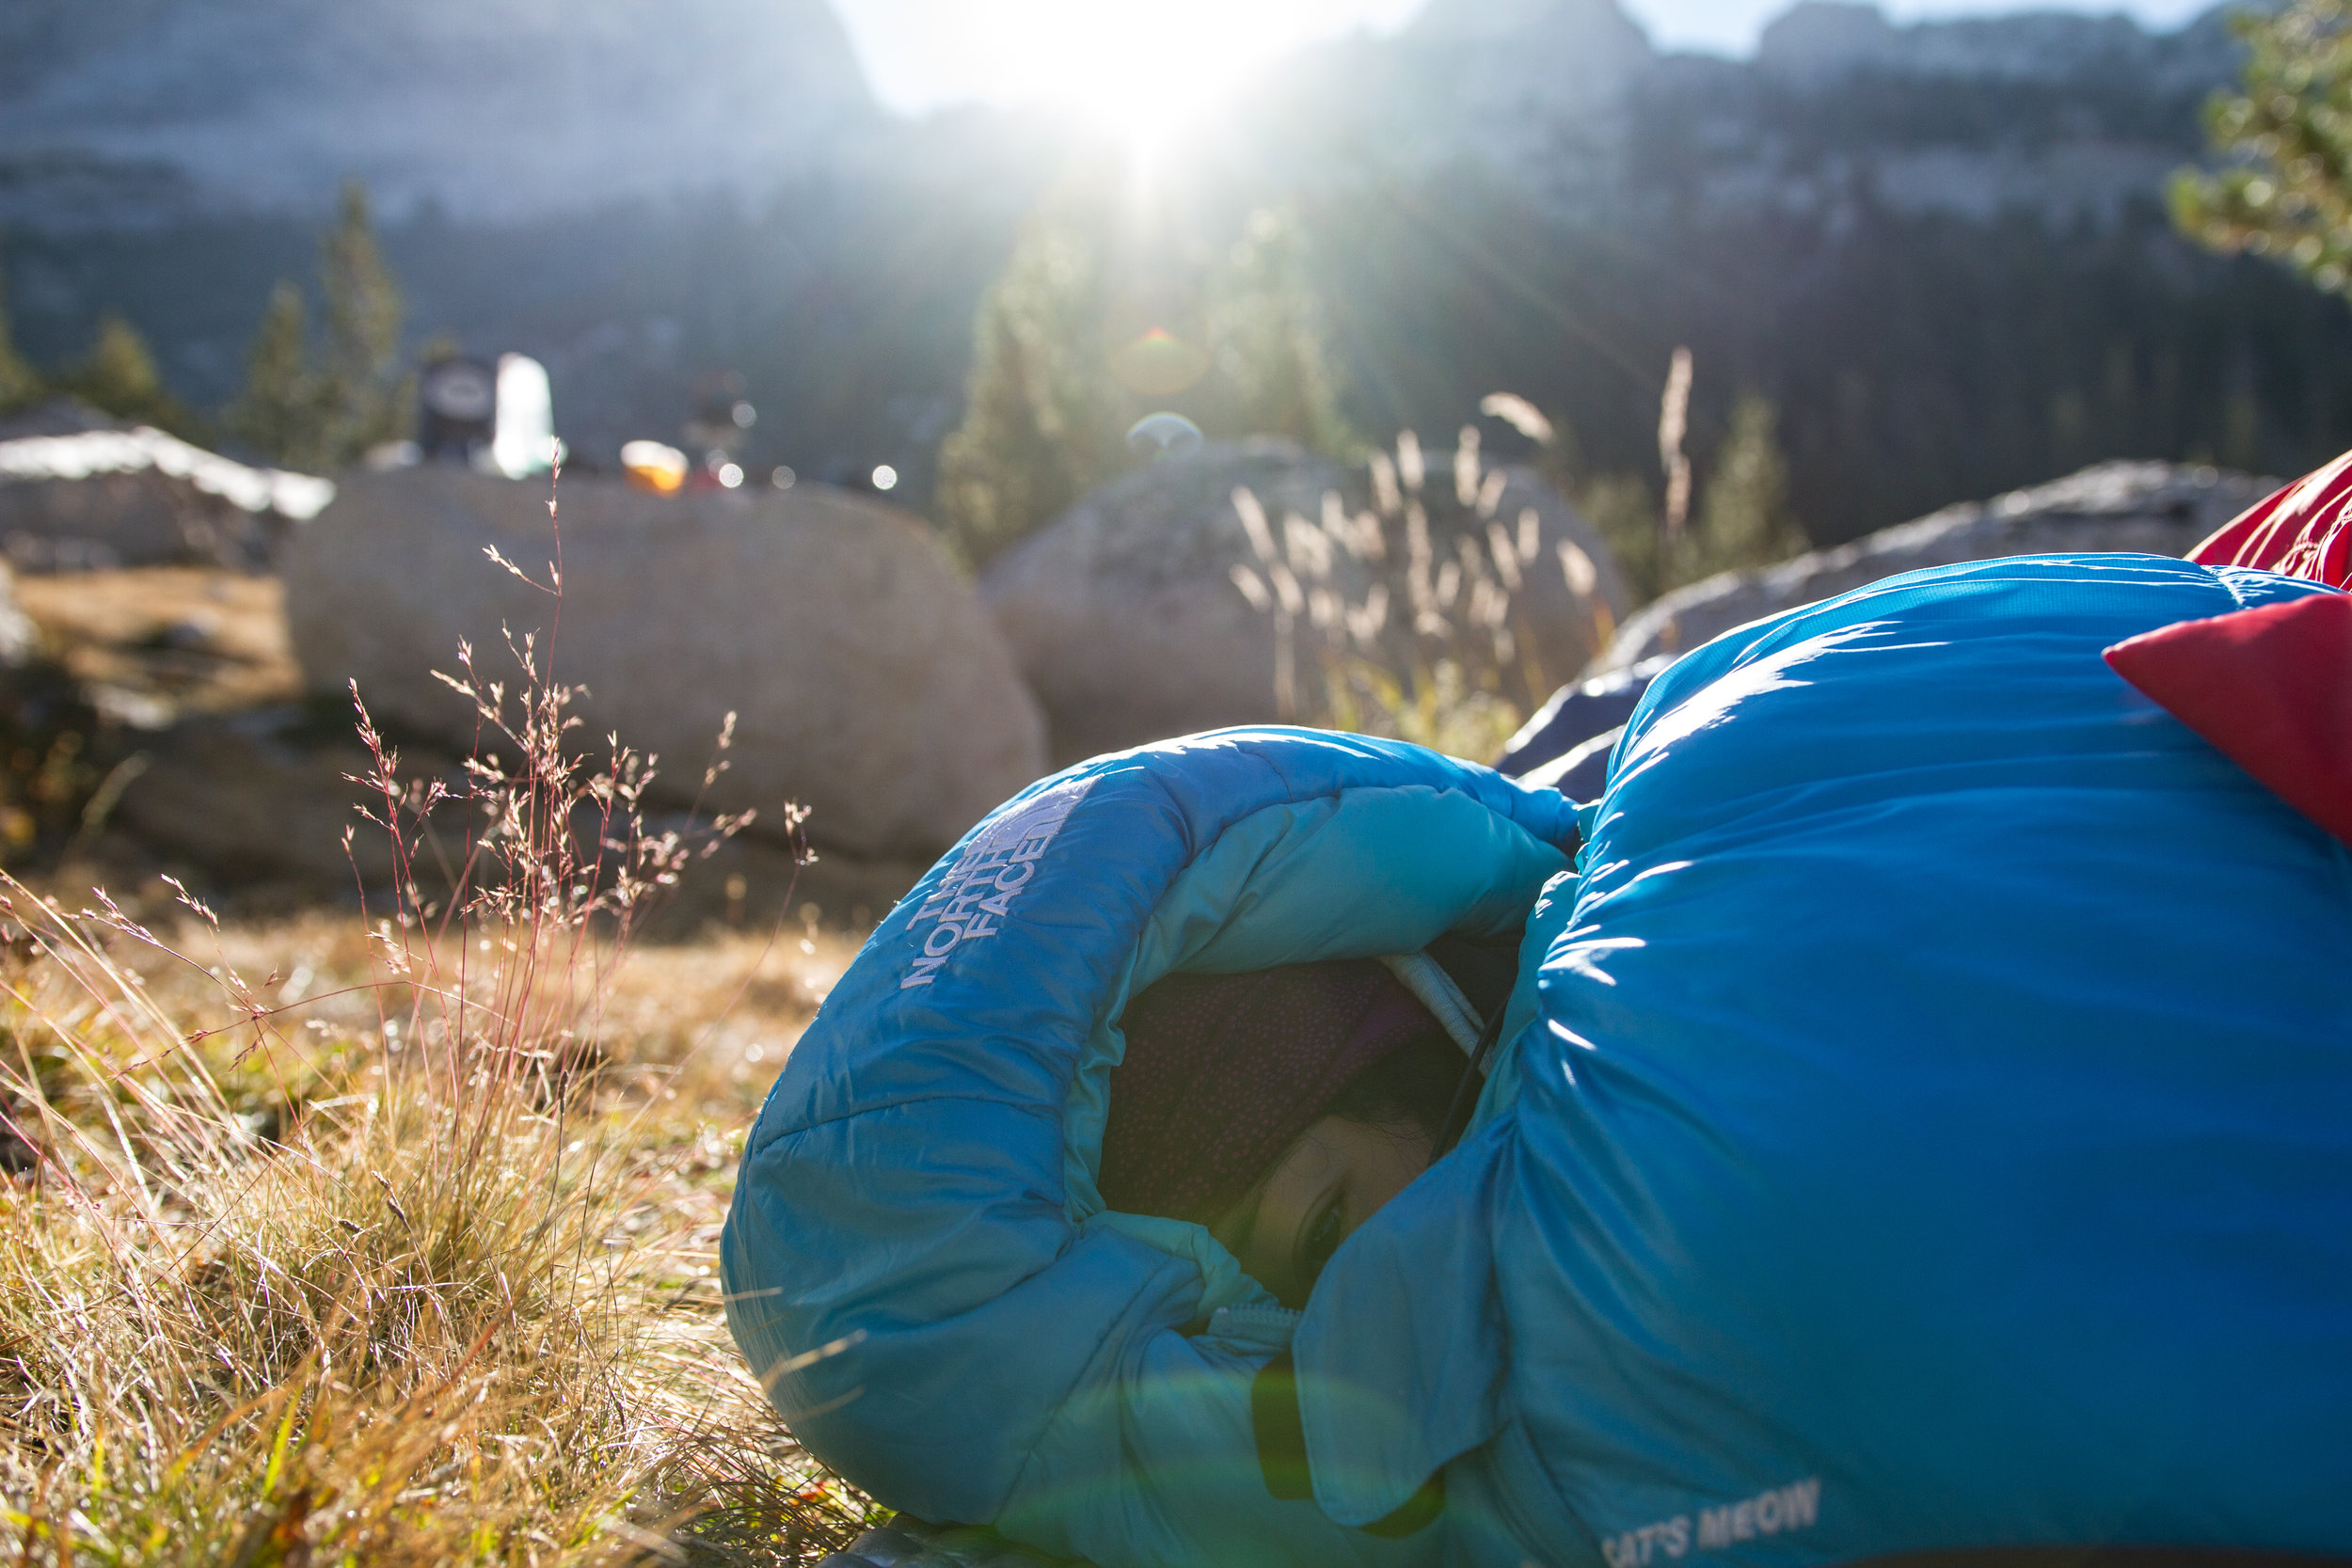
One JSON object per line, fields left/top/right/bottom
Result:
{"left": 229, "top": 181, "right": 411, "bottom": 470}
{"left": 1581, "top": 473, "right": 1667, "bottom": 607}
{"left": 936, "top": 187, "right": 1359, "bottom": 569}
{"left": 935, "top": 187, "right": 1123, "bottom": 567}
{"left": 75, "top": 313, "right": 162, "bottom": 411}
{"left": 64, "top": 312, "right": 196, "bottom": 434}
{"left": 1205, "top": 205, "right": 1356, "bottom": 457}
{"left": 314, "top": 180, "right": 407, "bottom": 464}
{"left": 2172, "top": 0, "right": 2352, "bottom": 298}
{"left": 0, "top": 270, "right": 42, "bottom": 416}
{"left": 1691, "top": 393, "right": 1805, "bottom": 580}
{"left": 230, "top": 281, "right": 323, "bottom": 467}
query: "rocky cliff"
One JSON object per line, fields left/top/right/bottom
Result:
{"left": 1232, "top": 0, "right": 2240, "bottom": 226}
{"left": 0, "top": 0, "right": 2249, "bottom": 231}
{"left": 0, "top": 0, "right": 879, "bottom": 225}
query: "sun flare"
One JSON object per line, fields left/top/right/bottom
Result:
{"left": 914, "top": 0, "right": 1422, "bottom": 151}
{"left": 996, "top": 1, "right": 1245, "bottom": 149}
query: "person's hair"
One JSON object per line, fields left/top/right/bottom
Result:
{"left": 1322, "top": 1028, "right": 1472, "bottom": 1150}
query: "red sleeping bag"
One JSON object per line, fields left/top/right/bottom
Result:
{"left": 2100, "top": 451, "right": 2352, "bottom": 849}
{"left": 2187, "top": 448, "right": 2352, "bottom": 589}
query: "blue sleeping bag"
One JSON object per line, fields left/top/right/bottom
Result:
{"left": 723, "top": 553, "right": 2352, "bottom": 1567}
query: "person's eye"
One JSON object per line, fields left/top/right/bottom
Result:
{"left": 1300, "top": 1200, "right": 1344, "bottom": 1276}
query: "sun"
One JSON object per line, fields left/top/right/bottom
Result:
{"left": 971, "top": 1, "right": 1237, "bottom": 150}
{"left": 956, "top": 0, "right": 1412, "bottom": 153}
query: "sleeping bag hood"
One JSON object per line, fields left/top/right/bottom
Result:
{"left": 724, "top": 553, "right": 2352, "bottom": 1568}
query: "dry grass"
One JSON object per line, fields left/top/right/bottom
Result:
{"left": 0, "top": 501, "right": 882, "bottom": 1563}
{"left": 1228, "top": 427, "right": 1613, "bottom": 758}
{"left": 15, "top": 566, "right": 302, "bottom": 719}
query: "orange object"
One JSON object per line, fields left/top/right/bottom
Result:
{"left": 620, "top": 439, "right": 687, "bottom": 495}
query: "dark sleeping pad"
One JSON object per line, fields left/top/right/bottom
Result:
{"left": 1493, "top": 656, "right": 1670, "bottom": 799}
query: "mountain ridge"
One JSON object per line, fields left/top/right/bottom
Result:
{"left": 7, "top": 0, "right": 2336, "bottom": 559}
{"left": 0, "top": 0, "right": 879, "bottom": 225}
{"left": 0, "top": 0, "right": 2248, "bottom": 230}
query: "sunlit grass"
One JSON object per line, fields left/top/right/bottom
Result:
{"left": 0, "top": 496, "right": 881, "bottom": 1563}
{"left": 0, "top": 894, "right": 884, "bottom": 1566}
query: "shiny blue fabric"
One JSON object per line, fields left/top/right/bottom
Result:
{"left": 723, "top": 730, "right": 1577, "bottom": 1567}
{"left": 727, "top": 554, "right": 2352, "bottom": 1567}
{"left": 1299, "top": 553, "right": 2352, "bottom": 1562}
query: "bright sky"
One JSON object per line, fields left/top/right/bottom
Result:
{"left": 833, "top": 0, "right": 2223, "bottom": 135}
{"left": 831, "top": 0, "right": 1422, "bottom": 147}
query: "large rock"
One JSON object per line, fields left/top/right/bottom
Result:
{"left": 105, "top": 708, "right": 930, "bottom": 929}
{"left": 983, "top": 437, "right": 1629, "bottom": 762}
{"left": 110, "top": 710, "right": 411, "bottom": 887}
{"left": 0, "top": 414, "right": 335, "bottom": 570}
{"left": 282, "top": 467, "right": 1045, "bottom": 859}
{"left": 1595, "top": 461, "right": 2274, "bottom": 671}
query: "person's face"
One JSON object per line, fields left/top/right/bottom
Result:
{"left": 1211, "top": 1114, "right": 1433, "bottom": 1308}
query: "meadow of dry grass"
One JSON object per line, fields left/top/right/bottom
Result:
{"left": 14, "top": 568, "right": 304, "bottom": 719}
{"left": 0, "top": 556, "right": 888, "bottom": 1564}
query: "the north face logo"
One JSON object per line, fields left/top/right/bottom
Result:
{"left": 900, "top": 777, "right": 1095, "bottom": 990}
